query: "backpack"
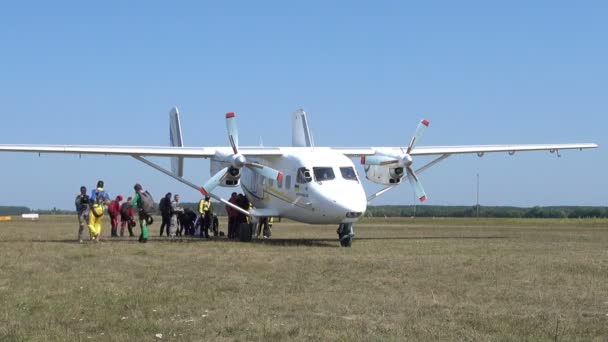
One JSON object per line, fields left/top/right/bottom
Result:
{"left": 120, "top": 202, "right": 130, "bottom": 219}
{"left": 139, "top": 191, "right": 155, "bottom": 217}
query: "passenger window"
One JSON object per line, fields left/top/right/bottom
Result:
{"left": 285, "top": 175, "right": 291, "bottom": 189}
{"left": 296, "top": 167, "right": 313, "bottom": 183}
{"left": 268, "top": 179, "right": 274, "bottom": 187}
{"left": 340, "top": 167, "right": 358, "bottom": 181}
{"left": 313, "top": 167, "right": 335, "bottom": 182}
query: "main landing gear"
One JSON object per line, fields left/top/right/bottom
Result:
{"left": 337, "top": 223, "right": 354, "bottom": 247}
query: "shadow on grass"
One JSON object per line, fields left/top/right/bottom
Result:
{"left": 0, "top": 235, "right": 508, "bottom": 248}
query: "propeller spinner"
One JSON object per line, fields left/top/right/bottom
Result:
{"left": 200, "top": 112, "right": 284, "bottom": 196}
{"left": 361, "top": 119, "right": 430, "bottom": 202}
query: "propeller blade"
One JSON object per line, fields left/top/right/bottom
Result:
{"left": 406, "top": 166, "right": 427, "bottom": 202}
{"left": 245, "top": 162, "right": 284, "bottom": 182}
{"left": 406, "top": 119, "right": 430, "bottom": 154}
{"left": 200, "top": 167, "right": 229, "bottom": 196}
{"left": 225, "top": 112, "right": 239, "bottom": 154}
{"left": 360, "top": 155, "right": 400, "bottom": 166}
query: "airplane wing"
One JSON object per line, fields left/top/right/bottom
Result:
{"left": 0, "top": 145, "right": 284, "bottom": 158}
{"left": 333, "top": 143, "right": 598, "bottom": 157}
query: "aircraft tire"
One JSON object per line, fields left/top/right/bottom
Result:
{"left": 238, "top": 223, "right": 253, "bottom": 242}
{"left": 339, "top": 235, "right": 352, "bottom": 247}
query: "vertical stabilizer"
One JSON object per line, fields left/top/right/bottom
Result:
{"left": 292, "top": 109, "right": 314, "bottom": 147}
{"left": 169, "top": 107, "right": 185, "bottom": 177}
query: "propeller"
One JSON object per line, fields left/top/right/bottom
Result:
{"left": 361, "top": 119, "right": 430, "bottom": 202}
{"left": 200, "top": 112, "right": 284, "bottom": 196}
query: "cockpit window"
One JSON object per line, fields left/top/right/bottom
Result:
{"left": 340, "top": 167, "right": 358, "bottom": 181}
{"left": 313, "top": 167, "right": 335, "bottom": 182}
{"left": 296, "top": 167, "right": 313, "bottom": 183}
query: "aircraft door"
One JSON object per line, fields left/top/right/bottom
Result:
{"left": 295, "top": 167, "right": 312, "bottom": 194}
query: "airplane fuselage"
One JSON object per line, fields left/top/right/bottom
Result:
{"left": 240, "top": 150, "right": 367, "bottom": 224}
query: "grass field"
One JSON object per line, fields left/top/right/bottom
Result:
{"left": 0, "top": 216, "right": 607, "bottom": 341}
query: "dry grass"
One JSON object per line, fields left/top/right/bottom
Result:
{"left": 0, "top": 216, "right": 607, "bottom": 341}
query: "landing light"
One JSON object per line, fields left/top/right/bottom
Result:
{"left": 346, "top": 212, "right": 362, "bottom": 218}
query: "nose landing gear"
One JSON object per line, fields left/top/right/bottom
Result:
{"left": 337, "top": 223, "right": 354, "bottom": 247}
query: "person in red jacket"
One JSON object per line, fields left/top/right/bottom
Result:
{"left": 108, "top": 195, "right": 123, "bottom": 237}
{"left": 120, "top": 196, "right": 135, "bottom": 237}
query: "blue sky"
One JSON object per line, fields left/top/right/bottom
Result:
{"left": 0, "top": 1, "right": 605, "bottom": 210}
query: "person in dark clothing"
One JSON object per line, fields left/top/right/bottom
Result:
{"left": 158, "top": 192, "right": 172, "bottom": 236}
{"left": 236, "top": 194, "right": 250, "bottom": 224}
{"left": 74, "top": 186, "right": 89, "bottom": 243}
{"left": 226, "top": 192, "right": 239, "bottom": 239}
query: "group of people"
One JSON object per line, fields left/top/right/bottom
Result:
{"left": 75, "top": 180, "right": 154, "bottom": 243}
{"left": 75, "top": 183, "right": 274, "bottom": 243}
{"left": 224, "top": 192, "right": 273, "bottom": 239}
{"left": 157, "top": 193, "right": 219, "bottom": 238}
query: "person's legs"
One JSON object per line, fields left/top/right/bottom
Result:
{"left": 111, "top": 216, "right": 118, "bottom": 237}
{"left": 77, "top": 213, "right": 87, "bottom": 242}
{"left": 203, "top": 212, "right": 211, "bottom": 238}
{"left": 87, "top": 214, "right": 96, "bottom": 240}
{"left": 139, "top": 217, "right": 149, "bottom": 242}
{"left": 120, "top": 220, "right": 126, "bottom": 237}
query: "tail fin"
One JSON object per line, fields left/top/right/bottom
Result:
{"left": 169, "top": 107, "right": 185, "bottom": 177}
{"left": 292, "top": 109, "right": 314, "bottom": 147}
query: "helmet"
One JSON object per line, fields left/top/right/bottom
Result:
{"left": 146, "top": 216, "right": 154, "bottom": 225}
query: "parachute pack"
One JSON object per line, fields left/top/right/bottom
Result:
{"left": 139, "top": 191, "right": 155, "bottom": 217}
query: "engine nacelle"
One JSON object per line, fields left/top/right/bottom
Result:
{"left": 364, "top": 165, "right": 405, "bottom": 185}
{"left": 210, "top": 159, "right": 240, "bottom": 187}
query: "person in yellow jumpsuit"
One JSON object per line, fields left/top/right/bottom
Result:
{"left": 88, "top": 180, "right": 111, "bottom": 242}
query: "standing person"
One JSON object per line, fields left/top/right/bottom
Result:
{"left": 226, "top": 192, "right": 238, "bottom": 239}
{"left": 88, "top": 180, "right": 110, "bottom": 242}
{"left": 236, "top": 194, "right": 250, "bottom": 225}
{"left": 130, "top": 183, "right": 154, "bottom": 243}
{"left": 212, "top": 214, "right": 219, "bottom": 237}
{"left": 158, "top": 192, "right": 172, "bottom": 237}
{"left": 120, "top": 197, "right": 135, "bottom": 237}
{"left": 74, "top": 186, "right": 90, "bottom": 243}
{"left": 199, "top": 196, "right": 212, "bottom": 238}
{"left": 108, "top": 195, "right": 123, "bottom": 237}
{"left": 169, "top": 194, "right": 184, "bottom": 237}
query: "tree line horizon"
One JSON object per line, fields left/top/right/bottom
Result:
{"left": 1, "top": 204, "right": 607, "bottom": 219}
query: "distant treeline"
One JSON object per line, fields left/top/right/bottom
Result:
{"left": 1, "top": 204, "right": 606, "bottom": 219}
{"left": 367, "top": 205, "right": 608, "bottom": 219}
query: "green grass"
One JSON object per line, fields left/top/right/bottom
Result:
{"left": 0, "top": 216, "right": 607, "bottom": 341}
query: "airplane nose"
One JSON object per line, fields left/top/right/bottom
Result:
{"left": 332, "top": 191, "right": 367, "bottom": 220}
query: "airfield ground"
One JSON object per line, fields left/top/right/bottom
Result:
{"left": 0, "top": 216, "right": 606, "bottom": 341}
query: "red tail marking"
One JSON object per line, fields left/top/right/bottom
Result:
{"left": 199, "top": 187, "right": 208, "bottom": 196}
{"left": 419, "top": 195, "right": 427, "bottom": 202}
{"left": 421, "top": 119, "right": 430, "bottom": 127}
{"left": 360, "top": 156, "right": 366, "bottom": 164}
{"left": 226, "top": 112, "right": 235, "bottom": 118}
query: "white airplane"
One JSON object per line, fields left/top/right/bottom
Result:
{"left": 0, "top": 108, "right": 599, "bottom": 246}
